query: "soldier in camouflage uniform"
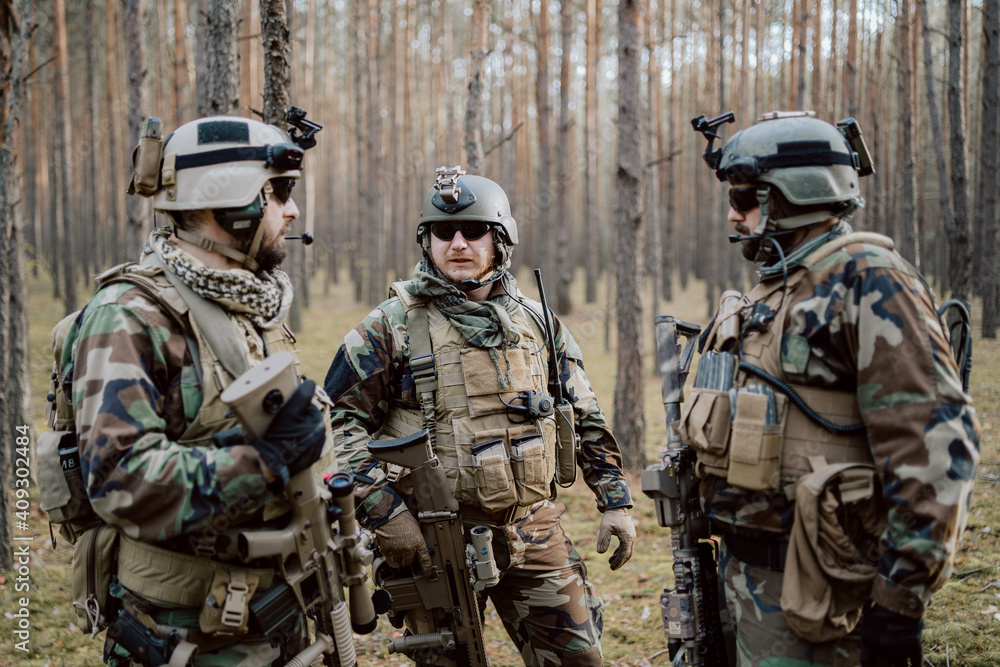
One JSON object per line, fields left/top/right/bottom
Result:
{"left": 70, "top": 115, "right": 334, "bottom": 666}
{"left": 683, "top": 112, "right": 980, "bottom": 666}
{"left": 323, "top": 168, "right": 636, "bottom": 666}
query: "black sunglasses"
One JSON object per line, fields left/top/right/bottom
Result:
{"left": 430, "top": 221, "right": 492, "bottom": 241}
{"left": 728, "top": 188, "right": 760, "bottom": 214}
{"left": 270, "top": 178, "right": 296, "bottom": 204}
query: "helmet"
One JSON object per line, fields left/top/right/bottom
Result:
{"left": 715, "top": 111, "right": 864, "bottom": 233}
{"left": 153, "top": 116, "right": 301, "bottom": 213}
{"left": 416, "top": 168, "right": 518, "bottom": 291}
{"left": 417, "top": 170, "right": 518, "bottom": 247}
{"left": 129, "top": 114, "right": 314, "bottom": 271}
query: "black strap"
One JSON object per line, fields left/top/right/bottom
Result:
{"left": 173, "top": 146, "right": 270, "bottom": 171}
{"left": 724, "top": 532, "right": 788, "bottom": 572}
{"left": 756, "top": 149, "right": 855, "bottom": 171}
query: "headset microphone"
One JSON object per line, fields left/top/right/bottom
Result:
{"left": 285, "top": 233, "right": 314, "bottom": 245}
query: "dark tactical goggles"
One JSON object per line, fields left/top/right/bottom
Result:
{"left": 430, "top": 221, "right": 493, "bottom": 242}
{"left": 269, "top": 177, "right": 296, "bottom": 204}
{"left": 728, "top": 187, "right": 760, "bottom": 214}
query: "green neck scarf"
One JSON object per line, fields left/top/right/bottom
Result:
{"left": 759, "top": 220, "right": 853, "bottom": 279}
{"left": 407, "top": 258, "right": 522, "bottom": 388}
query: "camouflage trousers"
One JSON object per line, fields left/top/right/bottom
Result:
{"left": 720, "top": 537, "right": 861, "bottom": 667}
{"left": 412, "top": 499, "right": 604, "bottom": 667}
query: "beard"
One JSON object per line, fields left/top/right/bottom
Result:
{"left": 238, "top": 228, "right": 288, "bottom": 273}
{"left": 740, "top": 236, "right": 765, "bottom": 262}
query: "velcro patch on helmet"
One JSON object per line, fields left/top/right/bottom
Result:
{"left": 198, "top": 121, "right": 250, "bottom": 145}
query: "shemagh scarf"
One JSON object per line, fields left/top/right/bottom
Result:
{"left": 150, "top": 229, "right": 294, "bottom": 331}
{"left": 407, "top": 257, "right": 521, "bottom": 388}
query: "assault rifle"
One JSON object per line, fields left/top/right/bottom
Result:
{"left": 641, "top": 317, "right": 728, "bottom": 667}
{"left": 220, "top": 352, "right": 377, "bottom": 667}
{"left": 367, "top": 429, "right": 496, "bottom": 667}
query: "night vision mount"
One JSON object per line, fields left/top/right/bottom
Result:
{"left": 286, "top": 106, "right": 323, "bottom": 150}
{"left": 691, "top": 111, "right": 736, "bottom": 170}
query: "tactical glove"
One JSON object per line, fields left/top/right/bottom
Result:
{"left": 374, "top": 510, "right": 433, "bottom": 574}
{"left": 253, "top": 379, "right": 326, "bottom": 484}
{"left": 859, "top": 604, "right": 923, "bottom": 667}
{"left": 596, "top": 508, "right": 635, "bottom": 570}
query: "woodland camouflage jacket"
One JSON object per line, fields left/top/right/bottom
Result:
{"left": 702, "top": 222, "right": 981, "bottom": 618}
{"left": 69, "top": 281, "right": 279, "bottom": 544}
{"left": 323, "top": 281, "right": 633, "bottom": 527}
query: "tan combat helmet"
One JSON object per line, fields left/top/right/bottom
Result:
{"left": 713, "top": 111, "right": 871, "bottom": 236}
{"left": 128, "top": 110, "right": 321, "bottom": 271}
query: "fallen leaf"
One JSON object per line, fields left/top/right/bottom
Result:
{"left": 641, "top": 605, "right": 651, "bottom": 620}
{"left": 982, "top": 605, "right": 998, "bottom": 614}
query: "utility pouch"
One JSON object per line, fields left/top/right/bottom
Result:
{"left": 510, "top": 434, "right": 548, "bottom": 506}
{"left": 38, "top": 430, "right": 102, "bottom": 545}
{"left": 126, "top": 117, "right": 164, "bottom": 197}
{"left": 71, "top": 524, "right": 120, "bottom": 635}
{"left": 198, "top": 568, "right": 260, "bottom": 637}
{"left": 727, "top": 388, "right": 786, "bottom": 492}
{"left": 461, "top": 346, "right": 534, "bottom": 417}
{"left": 472, "top": 436, "right": 517, "bottom": 512}
{"left": 781, "top": 458, "right": 884, "bottom": 642}
{"left": 675, "top": 388, "right": 732, "bottom": 472}
{"left": 554, "top": 403, "right": 579, "bottom": 485}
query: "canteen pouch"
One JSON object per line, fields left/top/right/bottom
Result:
{"left": 727, "top": 390, "right": 787, "bottom": 492}
{"left": 554, "top": 402, "right": 578, "bottom": 485}
{"left": 511, "top": 434, "right": 548, "bottom": 505}
{"left": 675, "top": 388, "right": 732, "bottom": 474}
{"left": 199, "top": 568, "right": 260, "bottom": 637}
{"left": 472, "top": 436, "right": 517, "bottom": 512}
{"left": 71, "top": 524, "right": 120, "bottom": 635}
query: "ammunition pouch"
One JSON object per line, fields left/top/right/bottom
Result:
{"left": 71, "top": 525, "right": 120, "bottom": 636}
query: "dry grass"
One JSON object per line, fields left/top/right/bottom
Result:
{"left": 3, "top": 266, "right": 998, "bottom": 666}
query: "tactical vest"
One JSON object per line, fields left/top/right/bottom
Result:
{"left": 679, "top": 232, "right": 893, "bottom": 493}
{"left": 39, "top": 258, "right": 336, "bottom": 641}
{"left": 378, "top": 281, "right": 557, "bottom": 517}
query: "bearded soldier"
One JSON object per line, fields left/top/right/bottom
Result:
{"left": 680, "top": 111, "right": 980, "bottom": 666}
{"left": 323, "top": 168, "right": 636, "bottom": 666}
{"left": 68, "top": 113, "right": 337, "bottom": 666}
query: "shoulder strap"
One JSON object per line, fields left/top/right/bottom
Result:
{"left": 406, "top": 304, "right": 439, "bottom": 449}
{"left": 139, "top": 253, "right": 251, "bottom": 378}
{"left": 389, "top": 280, "right": 428, "bottom": 311}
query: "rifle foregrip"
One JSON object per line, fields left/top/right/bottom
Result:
{"left": 367, "top": 429, "right": 431, "bottom": 468}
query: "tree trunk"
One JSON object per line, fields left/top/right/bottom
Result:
{"left": 54, "top": 0, "right": 76, "bottom": 312}
{"left": 614, "top": 0, "right": 646, "bottom": 470}
{"left": 260, "top": 1, "right": 290, "bottom": 125}
{"left": 364, "top": 0, "right": 383, "bottom": 305}
{"left": 897, "top": 0, "right": 919, "bottom": 266}
{"left": 106, "top": 0, "right": 125, "bottom": 263}
{"left": 464, "top": 0, "right": 489, "bottom": 174}
{"left": 946, "top": 0, "right": 972, "bottom": 301}
{"left": 980, "top": 0, "right": 1000, "bottom": 336}
{"left": 845, "top": 0, "right": 859, "bottom": 118}
{"left": 174, "top": 0, "right": 192, "bottom": 125}
{"left": 0, "top": 0, "right": 36, "bottom": 570}
{"left": 584, "top": 0, "right": 600, "bottom": 304}
{"left": 124, "top": 0, "right": 147, "bottom": 261}
{"left": 198, "top": 0, "right": 240, "bottom": 116}
{"left": 535, "top": 0, "right": 553, "bottom": 278}
{"left": 555, "top": 0, "right": 573, "bottom": 315}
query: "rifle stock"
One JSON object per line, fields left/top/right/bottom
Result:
{"left": 367, "top": 430, "right": 490, "bottom": 666}
{"left": 641, "top": 316, "right": 729, "bottom": 667}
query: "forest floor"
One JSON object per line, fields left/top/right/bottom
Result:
{"left": 3, "top": 266, "right": 999, "bottom": 667}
